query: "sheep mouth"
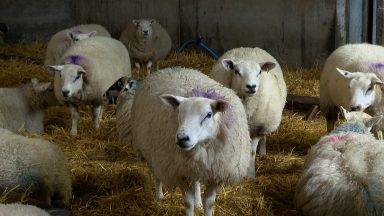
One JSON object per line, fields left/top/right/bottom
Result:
{"left": 246, "top": 90, "right": 256, "bottom": 95}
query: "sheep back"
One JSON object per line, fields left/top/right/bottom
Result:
{"left": 130, "top": 67, "right": 251, "bottom": 188}
{"left": 0, "top": 128, "right": 72, "bottom": 207}
{"left": 0, "top": 203, "right": 50, "bottom": 216}
{"left": 55, "top": 36, "right": 131, "bottom": 105}
{"left": 119, "top": 21, "right": 172, "bottom": 63}
{"left": 295, "top": 130, "right": 384, "bottom": 216}
{"left": 45, "top": 24, "right": 111, "bottom": 66}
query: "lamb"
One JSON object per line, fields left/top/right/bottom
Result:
{"left": 0, "top": 128, "right": 72, "bottom": 207}
{"left": 320, "top": 43, "right": 384, "bottom": 135}
{"left": 45, "top": 24, "right": 111, "bottom": 66}
{"left": 294, "top": 116, "right": 384, "bottom": 216}
{"left": 0, "top": 78, "right": 58, "bottom": 134}
{"left": 48, "top": 36, "right": 131, "bottom": 136}
{"left": 0, "top": 204, "right": 50, "bottom": 216}
{"left": 119, "top": 19, "right": 172, "bottom": 75}
{"left": 209, "top": 47, "right": 287, "bottom": 177}
{"left": 127, "top": 67, "right": 251, "bottom": 216}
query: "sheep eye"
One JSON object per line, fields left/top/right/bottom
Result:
{"left": 74, "top": 74, "right": 81, "bottom": 81}
{"left": 206, "top": 112, "right": 212, "bottom": 119}
{"left": 366, "top": 84, "right": 374, "bottom": 94}
{"left": 234, "top": 70, "right": 241, "bottom": 76}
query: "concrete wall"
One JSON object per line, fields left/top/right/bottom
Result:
{"left": 0, "top": 0, "right": 341, "bottom": 67}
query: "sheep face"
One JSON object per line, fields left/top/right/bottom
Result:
{"left": 68, "top": 31, "right": 97, "bottom": 42}
{"left": 133, "top": 19, "right": 155, "bottom": 39}
{"left": 49, "top": 64, "right": 86, "bottom": 98}
{"left": 221, "top": 59, "right": 275, "bottom": 97}
{"left": 337, "top": 68, "right": 384, "bottom": 111}
{"left": 340, "top": 106, "right": 372, "bottom": 123}
{"left": 160, "top": 94, "right": 227, "bottom": 151}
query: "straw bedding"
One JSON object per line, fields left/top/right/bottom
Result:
{"left": 0, "top": 43, "right": 329, "bottom": 215}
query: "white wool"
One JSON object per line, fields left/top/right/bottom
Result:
{"left": 0, "top": 203, "right": 50, "bottom": 216}
{"left": 0, "top": 128, "right": 71, "bottom": 207}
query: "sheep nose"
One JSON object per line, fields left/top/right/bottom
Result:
{"left": 176, "top": 135, "right": 190, "bottom": 148}
{"left": 246, "top": 84, "right": 256, "bottom": 93}
{"left": 143, "top": 30, "right": 149, "bottom": 35}
{"left": 350, "top": 105, "right": 362, "bottom": 111}
{"left": 62, "top": 90, "right": 70, "bottom": 97}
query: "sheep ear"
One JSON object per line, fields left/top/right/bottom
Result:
{"left": 336, "top": 68, "right": 355, "bottom": 79}
{"left": 260, "top": 62, "right": 276, "bottom": 72}
{"left": 221, "top": 59, "right": 235, "bottom": 71}
{"left": 150, "top": 19, "right": 156, "bottom": 25}
{"left": 160, "top": 94, "right": 186, "bottom": 110}
{"left": 340, "top": 106, "right": 350, "bottom": 120}
{"left": 132, "top": 20, "right": 139, "bottom": 27}
{"left": 371, "top": 76, "right": 384, "bottom": 86}
{"left": 87, "top": 31, "right": 97, "bottom": 38}
{"left": 68, "top": 32, "right": 76, "bottom": 40}
{"left": 77, "top": 67, "right": 86, "bottom": 75}
{"left": 365, "top": 115, "right": 383, "bottom": 131}
{"left": 48, "top": 65, "right": 64, "bottom": 73}
{"left": 211, "top": 100, "right": 228, "bottom": 114}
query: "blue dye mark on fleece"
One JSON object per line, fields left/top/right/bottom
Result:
{"left": 19, "top": 168, "right": 42, "bottom": 192}
{"left": 330, "top": 122, "right": 368, "bottom": 134}
{"left": 64, "top": 55, "right": 86, "bottom": 65}
{"left": 191, "top": 88, "right": 225, "bottom": 100}
{"left": 361, "top": 178, "right": 384, "bottom": 214}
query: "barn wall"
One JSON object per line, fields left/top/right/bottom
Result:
{"left": 0, "top": 0, "right": 76, "bottom": 41}
{"left": 0, "top": 0, "right": 348, "bottom": 67}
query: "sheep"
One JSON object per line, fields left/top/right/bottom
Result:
{"left": 340, "top": 106, "right": 384, "bottom": 140}
{"left": 48, "top": 36, "right": 131, "bottom": 136}
{"left": 294, "top": 116, "right": 384, "bottom": 216}
{"left": 119, "top": 19, "right": 172, "bottom": 75}
{"left": 209, "top": 47, "right": 287, "bottom": 177}
{"left": 0, "top": 128, "right": 72, "bottom": 207}
{"left": 0, "top": 78, "right": 58, "bottom": 134}
{"left": 0, "top": 203, "right": 50, "bottom": 216}
{"left": 105, "top": 77, "right": 140, "bottom": 104}
{"left": 320, "top": 43, "right": 384, "bottom": 135}
{"left": 0, "top": 23, "right": 9, "bottom": 45}
{"left": 45, "top": 24, "right": 111, "bottom": 66}
{"left": 126, "top": 67, "right": 251, "bottom": 216}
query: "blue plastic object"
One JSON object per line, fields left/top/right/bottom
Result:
{"left": 177, "top": 35, "right": 220, "bottom": 60}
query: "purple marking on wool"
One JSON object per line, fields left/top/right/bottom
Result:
{"left": 191, "top": 87, "right": 234, "bottom": 128}
{"left": 191, "top": 88, "right": 225, "bottom": 100}
{"left": 370, "top": 63, "right": 384, "bottom": 75}
{"left": 64, "top": 55, "right": 86, "bottom": 65}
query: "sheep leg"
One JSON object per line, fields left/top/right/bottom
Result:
{"left": 203, "top": 183, "right": 219, "bottom": 216}
{"left": 194, "top": 181, "right": 202, "bottom": 209}
{"left": 134, "top": 62, "right": 141, "bottom": 70}
{"left": 92, "top": 105, "right": 103, "bottom": 129}
{"left": 182, "top": 185, "right": 195, "bottom": 216}
{"left": 69, "top": 105, "right": 78, "bottom": 136}
{"left": 248, "top": 137, "right": 260, "bottom": 178}
{"left": 377, "top": 130, "right": 383, "bottom": 140}
{"left": 258, "top": 135, "right": 267, "bottom": 155}
{"left": 155, "top": 178, "right": 164, "bottom": 200}
{"left": 146, "top": 61, "right": 153, "bottom": 75}
{"left": 325, "top": 107, "right": 338, "bottom": 133}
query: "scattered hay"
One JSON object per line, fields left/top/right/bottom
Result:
{"left": 0, "top": 43, "right": 329, "bottom": 215}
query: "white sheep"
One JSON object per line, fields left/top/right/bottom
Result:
{"left": 295, "top": 117, "right": 384, "bottom": 216}
{"left": 0, "top": 128, "right": 72, "bottom": 207}
{"left": 48, "top": 36, "right": 131, "bottom": 136}
{"left": 320, "top": 43, "right": 384, "bottom": 134}
{"left": 210, "top": 47, "right": 287, "bottom": 177}
{"left": 0, "top": 78, "right": 58, "bottom": 134}
{"left": 45, "top": 24, "right": 111, "bottom": 66}
{"left": 119, "top": 19, "right": 172, "bottom": 75}
{"left": 0, "top": 203, "right": 50, "bottom": 216}
{"left": 127, "top": 67, "right": 251, "bottom": 216}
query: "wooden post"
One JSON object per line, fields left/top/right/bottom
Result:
{"left": 335, "top": 0, "right": 347, "bottom": 47}
{"left": 376, "top": 0, "right": 384, "bottom": 44}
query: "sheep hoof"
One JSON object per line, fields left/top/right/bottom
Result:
{"left": 156, "top": 192, "right": 164, "bottom": 200}
{"left": 70, "top": 129, "right": 77, "bottom": 136}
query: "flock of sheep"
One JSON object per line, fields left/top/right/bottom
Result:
{"left": 1, "top": 18, "right": 384, "bottom": 216}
